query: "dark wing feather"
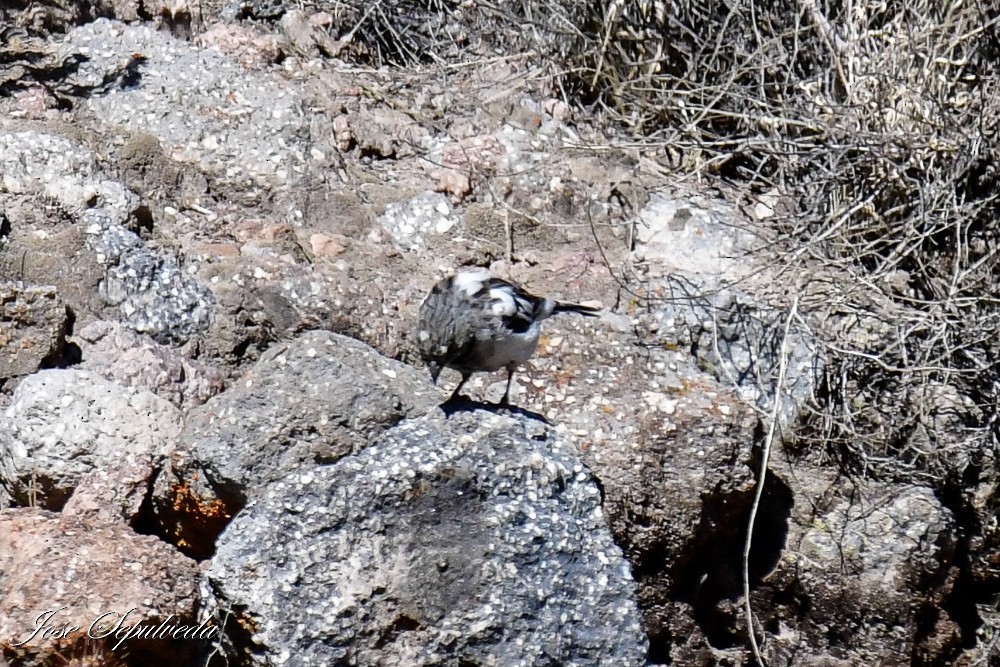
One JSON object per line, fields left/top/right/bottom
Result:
{"left": 478, "top": 277, "right": 544, "bottom": 333}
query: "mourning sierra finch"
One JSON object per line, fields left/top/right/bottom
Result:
{"left": 417, "top": 268, "right": 601, "bottom": 405}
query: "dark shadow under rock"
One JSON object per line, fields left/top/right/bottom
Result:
{"left": 668, "top": 475, "right": 793, "bottom": 649}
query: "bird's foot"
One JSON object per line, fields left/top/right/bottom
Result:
{"left": 495, "top": 391, "right": 515, "bottom": 413}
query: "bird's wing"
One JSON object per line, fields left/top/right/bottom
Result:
{"left": 479, "top": 277, "right": 544, "bottom": 334}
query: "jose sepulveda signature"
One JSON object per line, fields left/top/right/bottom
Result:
{"left": 9, "top": 606, "right": 218, "bottom": 651}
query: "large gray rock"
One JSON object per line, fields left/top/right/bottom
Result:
{"left": 0, "top": 284, "right": 68, "bottom": 381}
{"left": 0, "top": 369, "right": 181, "bottom": 509}
{"left": 207, "top": 410, "right": 648, "bottom": 666}
{"left": 154, "top": 330, "right": 440, "bottom": 557}
{"left": 762, "top": 483, "right": 954, "bottom": 666}
{"left": 0, "top": 508, "right": 204, "bottom": 667}
{"left": 75, "top": 320, "right": 226, "bottom": 411}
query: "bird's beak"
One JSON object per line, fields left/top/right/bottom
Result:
{"left": 428, "top": 363, "right": 441, "bottom": 385}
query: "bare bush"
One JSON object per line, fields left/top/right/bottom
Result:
{"left": 324, "top": 0, "right": 1000, "bottom": 484}
{"left": 603, "top": 0, "right": 1000, "bottom": 484}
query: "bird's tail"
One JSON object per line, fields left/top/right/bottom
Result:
{"left": 552, "top": 301, "right": 601, "bottom": 317}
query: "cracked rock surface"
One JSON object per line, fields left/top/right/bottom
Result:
{"left": 154, "top": 330, "right": 440, "bottom": 558}
{"left": 0, "top": 368, "right": 180, "bottom": 510}
{"left": 209, "top": 410, "right": 648, "bottom": 667}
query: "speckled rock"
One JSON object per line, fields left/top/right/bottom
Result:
{"left": 763, "top": 482, "right": 954, "bottom": 665}
{"left": 0, "top": 369, "right": 181, "bottom": 510}
{"left": 510, "top": 285, "right": 955, "bottom": 663}
{"left": 797, "top": 486, "right": 948, "bottom": 583}
{"left": 0, "top": 132, "right": 118, "bottom": 324}
{"left": 632, "top": 190, "right": 758, "bottom": 278}
{"left": 87, "top": 208, "right": 214, "bottom": 343}
{"left": 196, "top": 258, "right": 335, "bottom": 365}
{"left": 629, "top": 189, "right": 822, "bottom": 430}
{"left": 0, "top": 130, "right": 213, "bottom": 342}
{"left": 63, "top": 18, "right": 308, "bottom": 188}
{"left": 207, "top": 410, "right": 648, "bottom": 666}
{"left": 154, "top": 330, "right": 440, "bottom": 558}
{"left": 0, "top": 217, "right": 108, "bottom": 329}
{"left": 0, "top": 284, "right": 68, "bottom": 381}
{"left": 640, "top": 278, "right": 822, "bottom": 431}
{"left": 379, "top": 190, "right": 459, "bottom": 251}
{"left": 535, "top": 320, "right": 766, "bottom": 660}
{"left": 0, "top": 132, "right": 102, "bottom": 198}
{"left": 0, "top": 508, "right": 206, "bottom": 667}
{"left": 75, "top": 320, "right": 226, "bottom": 411}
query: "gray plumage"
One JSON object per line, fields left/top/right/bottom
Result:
{"left": 417, "top": 268, "right": 600, "bottom": 405}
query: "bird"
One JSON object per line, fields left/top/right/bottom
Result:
{"left": 417, "top": 268, "right": 601, "bottom": 405}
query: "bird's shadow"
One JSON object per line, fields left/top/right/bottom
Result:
{"left": 439, "top": 395, "right": 550, "bottom": 424}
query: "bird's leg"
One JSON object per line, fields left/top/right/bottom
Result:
{"left": 499, "top": 366, "right": 516, "bottom": 407}
{"left": 447, "top": 373, "right": 470, "bottom": 403}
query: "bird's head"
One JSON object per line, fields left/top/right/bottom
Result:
{"left": 417, "top": 329, "right": 446, "bottom": 384}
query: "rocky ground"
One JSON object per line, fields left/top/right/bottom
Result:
{"left": 0, "top": 3, "right": 995, "bottom": 667}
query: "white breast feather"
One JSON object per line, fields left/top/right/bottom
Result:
{"left": 469, "top": 320, "right": 541, "bottom": 371}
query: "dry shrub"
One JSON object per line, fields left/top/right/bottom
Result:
{"left": 323, "top": 0, "right": 1000, "bottom": 484}
{"left": 613, "top": 0, "right": 1000, "bottom": 485}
